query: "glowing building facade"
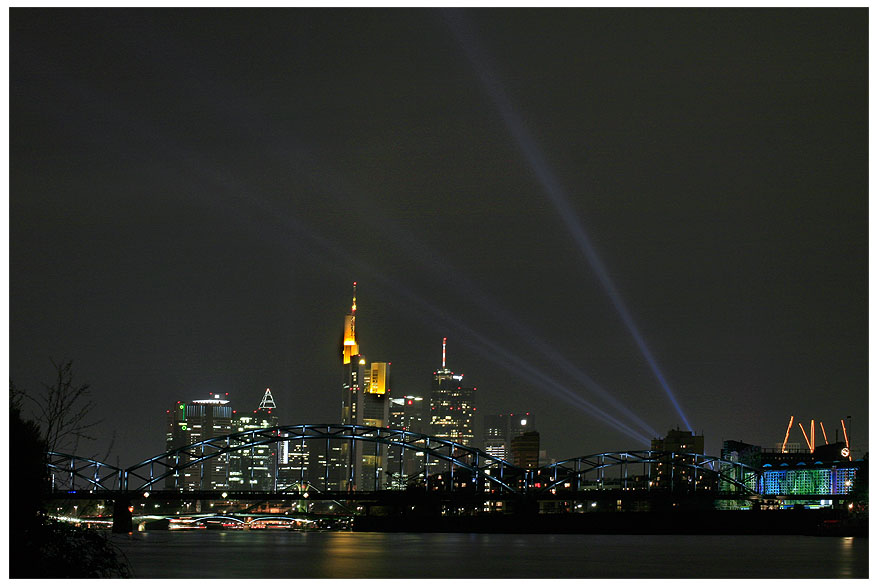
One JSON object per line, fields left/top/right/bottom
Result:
{"left": 338, "top": 283, "right": 390, "bottom": 490}
{"left": 164, "top": 393, "right": 234, "bottom": 490}
{"left": 229, "top": 388, "right": 279, "bottom": 491}
{"left": 388, "top": 395, "right": 426, "bottom": 489}
{"left": 429, "top": 338, "right": 476, "bottom": 446}
{"left": 483, "top": 413, "right": 536, "bottom": 460}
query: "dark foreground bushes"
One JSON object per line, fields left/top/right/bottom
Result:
{"left": 12, "top": 517, "right": 131, "bottom": 578}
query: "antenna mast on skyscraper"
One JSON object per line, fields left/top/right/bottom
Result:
{"left": 442, "top": 337, "right": 447, "bottom": 369}
{"left": 352, "top": 281, "right": 357, "bottom": 314}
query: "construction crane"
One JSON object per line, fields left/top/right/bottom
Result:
{"left": 782, "top": 416, "right": 852, "bottom": 460}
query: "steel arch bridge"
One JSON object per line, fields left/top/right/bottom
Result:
{"left": 46, "top": 425, "right": 761, "bottom": 498}
{"left": 536, "top": 450, "right": 761, "bottom": 496}
{"left": 48, "top": 424, "right": 528, "bottom": 494}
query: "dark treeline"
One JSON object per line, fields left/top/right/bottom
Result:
{"left": 10, "top": 360, "right": 130, "bottom": 578}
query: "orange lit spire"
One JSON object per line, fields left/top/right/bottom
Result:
{"left": 442, "top": 337, "right": 447, "bottom": 369}
{"left": 342, "top": 282, "right": 359, "bottom": 364}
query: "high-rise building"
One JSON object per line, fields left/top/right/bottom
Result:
{"left": 483, "top": 414, "right": 508, "bottom": 460}
{"left": 429, "top": 338, "right": 476, "bottom": 446}
{"left": 483, "top": 413, "right": 536, "bottom": 460}
{"left": 341, "top": 282, "right": 360, "bottom": 365}
{"left": 387, "top": 395, "right": 426, "bottom": 489}
{"left": 229, "top": 388, "right": 279, "bottom": 491}
{"left": 338, "top": 283, "right": 390, "bottom": 491}
{"left": 511, "top": 430, "right": 540, "bottom": 469}
{"left": 165, "top": 393, "right": 234, "bottom": 490}
{"left": 389, "top": 395, "right": 426, "bottom": 434}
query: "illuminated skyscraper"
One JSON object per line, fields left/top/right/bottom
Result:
{"left": 388, "top": 394, "right": 425, "bottom": 489}
{"left": 229, "top": 388, "right": 279, "bottom": 491}
{"left": 429, "top": 338, "right": 476, "bottom": 446}
{"left": 483, "top": 413, "right": 536, "bottom": 460}
{"left": 165, "top": 393, "right": 234, "bottom": 490}
{"left": 341, "top": 282, "right": 360, "bottom": 365}
{"left": 338, "top": 283, "right": 390, "bottom": 490}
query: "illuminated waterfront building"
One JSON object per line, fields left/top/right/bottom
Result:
{"left": 429, "top": 338, "right": 476, "bottom": 446}
{"left": 165, "top": 393, "right": 234, "bottom": 490}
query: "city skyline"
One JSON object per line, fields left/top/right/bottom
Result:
{"left": 10, "top": 8, "right": 867, "bottom": 469}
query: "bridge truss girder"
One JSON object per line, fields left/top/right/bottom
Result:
{"left": 52, "top": 425, "right": 528, "bottom": 495}
{"left": 539, "top": 450, "right": 760, "bottom": 496}
{"left": 46, "top": 430, "right": 762, "bottom": 499}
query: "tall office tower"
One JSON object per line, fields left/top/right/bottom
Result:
{"left": 483, "top": 414, "right": 509, "bottom": 459}
{"left": 510, "top": 430, "right": 540, "bottom": 469}
{"left": 165, "top": 393, "right": 234, "bottom": 490}
{"left": 338, "top": 283, "right": 390, "bottom": 490}
{"left": 429, "top": 338, "right": 476, "bottom": 446}
{"left": 510, "top": 413, "right": 536, "bottom": 440}
{"left": 483, "top": 413, "right": 536, "bottom": 460}
{"left": 341, "top": 282, "right": 360, "bottom": 365}
{"left": 229, "top": 388, "right": 279, "bottom": 491}
{"left": 387, "top": 395, "right": 426, "bottom": 489}
{"left": 359, "top": 361, "right": 390, "bottom": 490}
{"left": 389, "top": 395, "right": 426, "bottom": 433}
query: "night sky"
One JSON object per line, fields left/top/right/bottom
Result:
{"left": 10, "top": 8, "right": 867, "bottom": 468}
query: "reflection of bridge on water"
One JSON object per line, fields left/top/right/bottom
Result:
{"left": 46, "top": 425, "right": 860, "bottom": 532}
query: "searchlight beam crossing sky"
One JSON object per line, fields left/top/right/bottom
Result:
{"left": 441, "top": 9, "right": 692, "bottom": 431}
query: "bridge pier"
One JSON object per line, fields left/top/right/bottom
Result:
{"left": 112, "top": 495, "right": 133, "bottom": 533}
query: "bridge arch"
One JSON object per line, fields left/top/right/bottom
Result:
{"left": 47, "top": 452, "right": 124, "bottom": 492}
{"left": 46, "top": 433, "right": 761, "bottom": 499}
{"left": 539, "top": 450, "right": 761, "bottom": 496}
{"left": 121, "top": 424, "right": 527, "bottom": 494}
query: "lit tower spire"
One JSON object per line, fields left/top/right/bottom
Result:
{"left": 442, "top": 337, "right": 447, "bottom": 369}
{"left": 258, "top": 388, "right": 276, "bottom": 411}
{"left": 342, "top": 282, "right": 360, "bottom": 364}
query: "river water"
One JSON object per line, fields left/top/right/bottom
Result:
{"left": 111, "top": 531, "right": 867, "bottom": 578}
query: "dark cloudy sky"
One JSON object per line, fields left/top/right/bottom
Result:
{"left": 10, "top": 8, "right": 867, "bottom": 468}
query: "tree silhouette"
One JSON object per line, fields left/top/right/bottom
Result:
{"left": 22, "top": 359, "right": 98, "bottom": 455}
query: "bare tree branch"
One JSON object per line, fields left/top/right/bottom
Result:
{"left": 21, "top": 359, "right": 101, "bottom": 455}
